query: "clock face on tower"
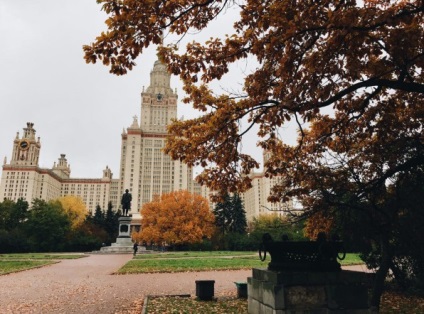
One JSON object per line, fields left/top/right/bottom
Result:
{"left": 19, "top": 139, "right": 30, "bottom": 150}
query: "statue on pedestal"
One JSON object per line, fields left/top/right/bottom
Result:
{"left": 121, "top": 189, "right": 132, "bottom": 216}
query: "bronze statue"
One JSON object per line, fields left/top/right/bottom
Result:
{"left": 121, "top": 189, "right": 132, "bottom": 216}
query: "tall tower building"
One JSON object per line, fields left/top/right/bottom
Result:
{"left": 117, "top": 58, "right": 197, "bottom": 215}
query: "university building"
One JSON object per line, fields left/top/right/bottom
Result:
{"left": 243, "top": 171, "right": 294, "bottom": 221}
{"left": 0, "top": 57, "right": 292, "bottom": 220}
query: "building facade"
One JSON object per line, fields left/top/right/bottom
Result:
{"left": 0, "top": 58, "right": 291, "bottom": 220}
{"left": 242, "top": 171, "right": 294, "bottom": 222}
{"left": 0, "top": 122, "right": 113, "bottom": 212}
{"left": 242, "top": 151, "right": 294, "bottom": 221}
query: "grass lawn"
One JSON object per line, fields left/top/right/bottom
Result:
{"left": 0, "top": 253, "right": 86, "bottom": 275}
{"left": 133, "top": 251, "right": 256, "bottom": 259}
{"left": 0, "top": 260, "right": 57, "bottom": 275}
{"left": 118, "top": 252, "right": 362, "bottom": 274}
{"left": 0, "top": 253, "right": 86, "bottom": 260}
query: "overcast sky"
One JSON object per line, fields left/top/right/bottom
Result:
{"left": 0, "top": 1, "right": 295, "bottom": 179}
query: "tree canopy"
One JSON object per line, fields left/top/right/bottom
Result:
{"left": 85, "top": 0, "right": 424, "bottom": 307}
{"left": 250, "top": 213, "right": 306, "bottom": 242}
{"left": 134, "top": 190, "right": 215, "bottom": 246}
{"left": 0, "top": 198, "right": 115, "bottom": 253}
{"left": 25, "top": 199, "right": 71, "bottom": 252}
{"left": 0, "top": 198, "right": 28, "bottom": 231}
{"left": 84, "top": 0, "right": 423, "bottom": 197}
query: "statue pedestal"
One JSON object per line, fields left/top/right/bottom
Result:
{"left": 116, "top": 216, "right": 132, "bottom": 238}
{"left": 248, "top": 268, "right": 373, "bottom": 313}
{"left": 99, "top": 216, "right": 133, "bottom": 253}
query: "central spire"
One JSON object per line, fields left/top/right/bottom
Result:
{"left": 139, "top": 53, "right": 178, "bottom": 133}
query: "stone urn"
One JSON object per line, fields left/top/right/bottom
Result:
{"left": 259, "top": 232, "right": 346, "bottom": 272}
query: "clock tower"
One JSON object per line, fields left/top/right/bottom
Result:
{"left": 11, "top": 122, "right": 41, "bottom": 166}
{"left": 139, "top": 58, "right": 178, "bottom": 133}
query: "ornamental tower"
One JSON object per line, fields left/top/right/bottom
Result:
{"left": 140, "top": 59, "right": 178, "bottom": 133}
{"left": 0, "top": 122, "right": 42, "bottom": 203}
{"left": 10, "top": 122, "right": 41, "bottom": 166}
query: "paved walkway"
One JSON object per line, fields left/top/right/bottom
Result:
{"left": 0, "top": 254, "right": 251, "bottom": 314}
{"left": 0, "top": 254, "right": 371, "bottom": 314}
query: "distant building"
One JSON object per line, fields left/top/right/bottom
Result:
{"left": 242, "top": 150, "right": 295, "bottom": 220}
{"left": 242, "top": 170, "right": 294, "bottom": 221}
{"left": 0, "top": 121, "right": 114, "bottom": 213}
{"left": 0, "top": 58, "right": 292, "bottom": 220}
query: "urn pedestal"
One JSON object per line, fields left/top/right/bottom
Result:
{"left": 248, "top": 268, "right": 372, "bottom": 314}
{"left": 249, "top": 234, "right": 373, "bottom": 313}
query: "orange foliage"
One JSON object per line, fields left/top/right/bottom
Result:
{"left": 304, "top": 211, "right": 334, "bottom": 241}
{"left": 133, "top": 190, "right": 215, "bottom": 246}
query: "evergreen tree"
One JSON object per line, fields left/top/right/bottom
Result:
{"left": 92, "top": 204, "right": 105, "bottom": 227}
{"left": 0, "top": 198, "right": 29, "bottom": 253}
{"left": 230, "top": 194, "right": 247, "bottom": 234}
{"left": 104, "top": 201, "right": 119, "bottom": 241}
{"left": 10, "top": 198, "right": 29, "bottom": 229}
{"left": 213, "top": 194, "right": 247, "bottom": 235}
{"left": 213, "top": 194, "right": 232, "bottom": 235}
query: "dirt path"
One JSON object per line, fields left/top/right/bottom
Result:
{"left": 0, "top": 254, "right": 251, "bottom": 314}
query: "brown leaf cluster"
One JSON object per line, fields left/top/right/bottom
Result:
{"left": 304, "top": 211, "right": 333, "bottom": 240}
{"left": 84, "top": 0, "right": 424, "bottom": 203}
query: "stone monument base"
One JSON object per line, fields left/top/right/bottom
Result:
{"left": 248, "top": 268, "right": 373, "bottom": 314}
{"left": 99, "top": 244, "right": 133, "bottom": 254}
{"left": 98, "top": 216, "right": 136, "bottom": 254}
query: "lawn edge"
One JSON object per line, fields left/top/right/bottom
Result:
{"left": 0, "top": 260, "right": 59, "bottom": 276}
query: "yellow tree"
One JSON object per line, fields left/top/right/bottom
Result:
{"left": 57, "top": 196, "right": 89, "bottom": 230}
{"left": 134, "top": 190, "right": 215, "bottom": 246}
{"left": 84, "top": 0, "right": 424, "bottom": 308}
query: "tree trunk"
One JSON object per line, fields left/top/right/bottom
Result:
{"left": 390, "top": 261, "right": 408, "bottom": 289}
{"left": 370, "top": 233, "right": 391, "bottom": 311}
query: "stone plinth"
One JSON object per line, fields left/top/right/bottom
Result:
{"left": 248, "top": 268, "right": 373, "bottom": 314}
{"left": 117, "top": 216, "right": 132, "bottom": 238}
{"left": 99, "top": 216, "right": 134, "bottom": 253}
